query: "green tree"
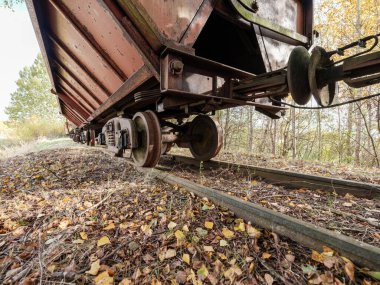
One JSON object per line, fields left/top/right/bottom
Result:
{"left": 0, "top": 0, "right": 24, "bottom": 9}
{"left": 5, "top": 54, "right": 62, "bottom": 123}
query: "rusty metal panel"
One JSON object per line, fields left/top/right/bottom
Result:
{"left": 46, "top": 0, "right": 123, "bottom": 94}
{"left": 59, "top": 0, "right": 145, "bottom": 78}
{"left": 137, "top": 0, "right": 204, "bottom": 42}
{"left": 56, "top": 63, "right": 101, "bottom": 107}
{"left": 48, "top": 36, "right": 110, "bottom": 101}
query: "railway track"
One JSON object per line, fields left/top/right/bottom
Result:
{"left": 169, "top": 154, "right": 380, "bottom": 200}
{"left": 97, "top": 148, "right": 380, "bottom": 270}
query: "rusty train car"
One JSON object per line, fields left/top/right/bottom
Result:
{"left": 27, "top": 0, "right": 380, "bottom": 167}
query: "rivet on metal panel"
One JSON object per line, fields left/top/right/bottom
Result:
{"left": 170, "top": 60, "right": 184, "bottom": 75}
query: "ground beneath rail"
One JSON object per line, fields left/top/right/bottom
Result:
{"left": 0, "top": 147, "right": 378, "bottom": 284}
{"left": 158, "top": 157, "right": 380, "bottom": 248}
{"left": 171, "top": 148, "right": 380, "bottom": 185}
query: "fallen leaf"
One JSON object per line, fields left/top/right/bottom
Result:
{"left": 311, "top": 250, "right": 324, "bottom": 263}
{"left": 80, "top": 232, "right": 88, "bottom": 240}
{"left": 196, "top": 227, "right": 208, "bottom": 237}
{"left": 248, "top": 262, "right": 254, "bottom": 273}
{"left": 204, "top": 245, "right": 214, "bottom": 252}
{"left": 204, "top": 221, "right": 214, "bottom": 229}
{"left": 182, "top": 225, "right": 189, "bottom": 232}
{"left": 119, "top": 278, "right": 132, "bottom": 285}
{"left": 175, "top": 230, "right": 185, "bottom": 243}
{"left": 224, "top": 265, "right": 242, "bottom": 281}
{"left": 97, "top": 236, "right": 111, "bottom": 247}
{"left": 176, "top": 271, "right": 187, "bottom": 284}
{"left": 264, "top": 273, "right": 274, "bottom": 285}
{"left": 218, "top": 253, "right": 227, "bottom": 260}
{"left": 344, "top": 260, "right": 355, "bottom": 281}
{"left": 47, "top": 265, "right": 56, "bottom": 273}
{"left": 165, "top": 249, "right": 176, "bottom": 259}
{"left": 366, "top": 271, "right": 380, "bottom": 281}
{"left": 220, "top": 239, "right": 228, "bottom": 247}
{"left": 234, "top": 222, "right": 245, "bottom": 232}
{"left": 222, "top": 228, "right": 234, "bottom": 239}
{"left": 182, "top": 253, "right": 190, "bottom": 265}
{"left": 246, "top": 224, "right": 261, "bottom": 239}
{"left": 323, "top": 256, "right": 336, "bottom": 269}
{"left": 86, "top": 259, "right": 100, "bottom": 275}
{"left": 197, "top": 264, "right": 209, "bottom": 279}
{"left": 168, "top": 221, "right": 177, "bottom": 230}
{"left": 58, "top": 218, "right": 72, "bottom": 230}
{"left": 262, "top": 252, "right": 271, "bottom": 259}
{"left": 140, "top": 224, "right": 152, "bottom": 236}
{"left": 94, "top": 271, "right": 113, "bottom": 285}
{"left": 103, "top": 223, "right": 115, "bottom": 230}
{"left": 72, "top": 239, "right": 84, "bottom": 244}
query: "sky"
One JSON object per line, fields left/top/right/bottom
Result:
{"left": 0, "top": 3, "right": 40, "bottom": 120}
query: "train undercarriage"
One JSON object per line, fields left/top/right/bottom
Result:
{"left": 71, "top": 39, "right": 380, "bottom": 167}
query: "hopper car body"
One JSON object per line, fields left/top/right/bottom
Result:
{"left": 28, "top": 0, "right": 380, "bottom": 166}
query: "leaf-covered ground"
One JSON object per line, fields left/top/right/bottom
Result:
{"left": 0, "top": 146, "right": 379, "bottom": 284}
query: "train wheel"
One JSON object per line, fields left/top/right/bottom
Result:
{"left": 188, "top": 115, "right": 223, "bottom": 161}
{"left": 132, "top": 111, "right": 161, "bottom": 167}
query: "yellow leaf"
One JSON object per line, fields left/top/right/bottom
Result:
{"left": 47, "top": 265, "right": 56, "bottom": 273}
{"left": 175, "top": 230, "right": 185, "bottom": 241}
{"left": 197, "top": 264, "right": 209, "bottom": 279}
{"left": 94, "top": 271, "right": 113, "bottom": 285}
{"left": 248, "top": 262, "right": 255, "bottom": 273}
{"left": 165, "top": 249, "right": 176, "bottom": 259}
{"left": 222, "top": 228, "right": 234, "bottom": 239}
{"left": 203, "top": 246, "right": 214, "bottom": 252}
{"left": 218, "top": 253, "right": 227, "bottom": 260}
{"left": 204, "top": 221, "right": 214, "bottom": 229}
{"left": 168, "top": 221, "right": 177, "bottom": 230}
{"left": 182, "top": 253, "right": 190, "bottom": 265}
{"left": 322, "top": 246, "right": 334, "bottom": 256}
{"left": 86, "top": 259, "right": 100, "bottom": 276}
{"left": 97, "top": 236, "right": 111, "bottom": 247}
{"left": 234, "top": 222, "right": 245, "bottom": 232}
{"left": 182, "top": 225, "right": 189, "bottom": 232}
{"left": 220, "top": 239, "right": 228, "bottom": 247}
{"left": 246, "top": 224, "right": 261, "bottom": 238}
{"left": 311, "top": 250, "right": 324, "bottom": 263}
{"left": 103, "top": 223, "right": 115, "bottom": 230}
{"left": 262, "top": 252, "right": 271, "bottom": 259}
{"left": 80, "top": 232, "right": 88, "bottom": 240}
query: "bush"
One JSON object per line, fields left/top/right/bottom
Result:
{"left": 2, "top": 117, "right": 65, "bottom": 146}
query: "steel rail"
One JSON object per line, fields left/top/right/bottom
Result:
{"left": 128, "top": 162, "right": 380, "bottom": 270}
{"left": 169, "top": 155, "right": 380, "bottom": 199}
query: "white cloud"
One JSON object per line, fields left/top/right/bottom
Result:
{"left": 0, "top": 5, "right": 40, "bottom": 120}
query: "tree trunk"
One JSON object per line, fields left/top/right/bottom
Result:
{"left": 291, "top": 107, "right": 296, "bottom": 159}
{"left": 223, "top": 109, "right": 230, "bottom": 149}
{"left": 247, "top": 107, "right": 254, "bottom": 152}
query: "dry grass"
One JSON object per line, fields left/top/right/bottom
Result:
{"left": 0, "top": 137, "right": 80, "bottom": 160}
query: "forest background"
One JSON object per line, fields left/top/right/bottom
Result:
{"left": 0, "top": 0, "right": 379, "bottom": 168}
